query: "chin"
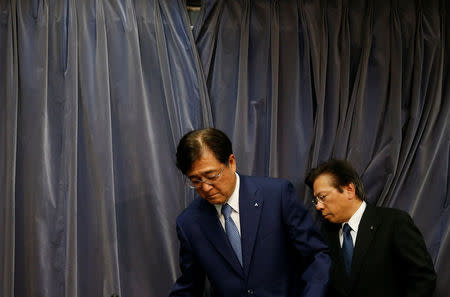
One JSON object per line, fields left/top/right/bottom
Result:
{"left": 323, "top": 215, "right": 336, "bottom": 223}
{"left": 204, "top": 195, "right": 226, "bottom": 205}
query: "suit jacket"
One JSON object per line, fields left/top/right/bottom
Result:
{"left": 170, "top": 175, "right": 331, "bottom": 297}
{"left": 322, "top": 204, "right": 436, "bottom": 297}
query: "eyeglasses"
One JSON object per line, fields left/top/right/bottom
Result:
{"left": 185, "top": 165, "right": 226, "bottom": 189}
{"left": 312, "top": 194, "right": 328, "bottom": 206}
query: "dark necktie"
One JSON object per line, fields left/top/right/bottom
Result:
{"left": 221, "top": 203, "right": 242, "bottom": 265}
{"left": 342, "top": 223, "right": 353, "bottom": 275}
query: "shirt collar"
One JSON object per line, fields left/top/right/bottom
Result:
{"left": 215, "top": 172, "right": 240, "bottom": 215}
{"left": 342, "top": 201, "right": 366, "bottom": 233}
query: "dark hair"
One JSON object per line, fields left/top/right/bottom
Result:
{"left": 305, "top": 159, "right": 366, "bottom": 201}
{"left": 176, "top": 128, "right": 233, "bottom": 175}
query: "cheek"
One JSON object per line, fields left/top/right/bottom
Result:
{"left": 326, "top": 203, "right": 337, "bottom": 214}
{"left": 217, "top": 181, "right": 232, "bottom": 195}
{"left": 196, "top": 190, "right": 207, "bottom": 199}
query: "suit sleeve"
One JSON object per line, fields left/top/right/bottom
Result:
{"left": 393, "top": 211, "right": 436, "bottom": 297}
{"left": 281, "top": 181, "right": 331, "bottom": 297}
{"left": 169, "top": 222, "right": 205, "bottom": 297}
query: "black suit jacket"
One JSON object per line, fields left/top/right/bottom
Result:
{"left": 322, "top": 204, "right": 436, "bottom": 297}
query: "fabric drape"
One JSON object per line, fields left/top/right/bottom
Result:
{"left": 0, "top": 0, "right": 448, "bottom": 297}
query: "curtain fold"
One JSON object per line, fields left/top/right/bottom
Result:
{"left": 0, "top": 0, "right": 448, "bottom": 297}
{"left": 0, "top": 2, "right": 18, "bottom": 297}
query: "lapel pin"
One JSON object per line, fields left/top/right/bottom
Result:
{"left": 254, "top": 202, "right": 259, "bottom": 207}
{"left": 370, "top": 225, "right": 375, "bottom": 231}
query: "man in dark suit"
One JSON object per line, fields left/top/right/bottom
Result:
{"left": 170, "top": 128, "right": 331, "bottom": 297}
{"left": 305, "top": 159, "right": 436, "bottom": 297}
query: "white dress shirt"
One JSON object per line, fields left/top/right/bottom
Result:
{"left": 215, "top": 173, "right": 241, "bottom": 235}
{"left": 339, "top": 201, "right": 367, "bottom": 247}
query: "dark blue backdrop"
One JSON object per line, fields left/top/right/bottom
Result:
{"left": 0, "top": 0, "right": 448, "bottom": 297}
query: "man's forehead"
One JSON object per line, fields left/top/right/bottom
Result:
{"left": 187, "top": 153, "right": 222, "bottom": 177}
{"left": 187, "top": 166, "right": 219, "bottom": 178}
{"left": 313, "top": 174, "right": 335, "bottom": 192}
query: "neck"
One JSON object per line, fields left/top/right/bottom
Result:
{"left": 346, "top": 199, "right": 363, "bottom": 221}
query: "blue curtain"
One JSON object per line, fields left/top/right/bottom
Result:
{"left": 0, "top": 0, "right": 448, "bottom": 297}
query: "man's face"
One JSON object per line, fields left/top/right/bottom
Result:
{"left": 186, "top": 150, "right": 237, "bottom": 205}
{"left": 312, "top": 174, "right": 353, "bottom": 223}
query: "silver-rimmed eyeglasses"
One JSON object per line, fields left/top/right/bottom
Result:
{"left": 312, "top": 194, "right": 328, "bottom": 206}
{"left": 185, "top": 165, "right": 226, "bottom": 189}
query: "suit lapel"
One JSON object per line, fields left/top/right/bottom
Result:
{"left": 196, "top": 199, "right": 243, "bottom": 276}
{"left": 350, "top": 204, "right": 379, "bottom": 284}
{"left": 239, "top": 176, "right": 263, "bottom": 277}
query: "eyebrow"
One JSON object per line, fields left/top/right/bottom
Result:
{"left": 188, "top": 169, "right": 218, "bottom": 179}
{"left": 313, "top": 191, "right": 326, "bottom": 197}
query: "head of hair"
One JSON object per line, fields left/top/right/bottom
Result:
{"left": 305, "top": 159, "right": 366, "bottom": 201}
{"left": 176, "top": 128, "right": 233, "bottom": 175}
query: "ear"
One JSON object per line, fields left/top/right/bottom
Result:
{"left": 228, "top": 154, "right": 237, "bottom": 172}
{"left": 344, "top": 183, "right": 356, "bottom": 199}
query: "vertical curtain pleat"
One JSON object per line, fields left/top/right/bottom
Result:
{"left": 76, "top": 1, "right": 120, "bottom": 296}
{"left": 15, "top": 1, "right": 53, "bottom": 296}
{"left": 267, "top": 0, "right": 280, "bottom": 177}
{"left": 0, "top": 1, "right": 17, "bottom": 297}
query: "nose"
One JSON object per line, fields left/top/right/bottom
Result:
{"left": 198, "top": 182, "right": 214, "bottom": 192}
{"left": 315, "top": 200, "right": 325, "bottom": 211}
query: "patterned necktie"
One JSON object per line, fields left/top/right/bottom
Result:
{"left": 342, "top": 223, "right": 354, "bottom": 275}
{"left": 221, "top": 203, "right": 242, "bottom": 265}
